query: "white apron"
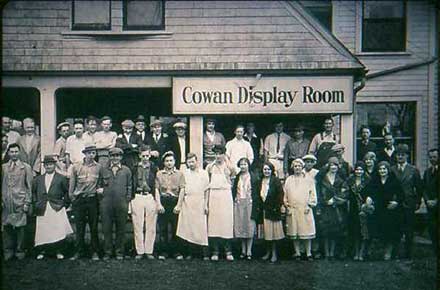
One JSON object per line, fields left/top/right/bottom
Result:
{"left": 207, "top": 167, "right": 234, "bottom": 239}
{"left": 177, "top": 169, "right": 209, "bottom": 246}
{"left": 35, "top": 202, "right": 73, "bottom": 246}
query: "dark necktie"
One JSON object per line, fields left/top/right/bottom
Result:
{"left": 276, "top": 133, "right": 280, "bottom": 153}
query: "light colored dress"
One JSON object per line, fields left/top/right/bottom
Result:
{"left": 233, "top": 173, "right": 255, "bottom": 238}
{"left": 35, "top": 202, "right": 73, "bottom": 246}
{"left": 177, "top": 168, "right": 210, "bottom": 246}
{"left": 207, "top": 163, "right": 234, "bottom": 239}
{"left": 284, "top": 173, "right": 317, "bottom": 239}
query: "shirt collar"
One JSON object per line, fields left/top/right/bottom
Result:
{"left": 162, "top": 167, "right": 177, "bottom": 174}
{"left": 111, "top": 162, "right": 122, "bottom": 168}
{"left": 138, "top": 161, "right": 151, "bottom": 169}
{"left": 244, "top": 133, "right": 257, "bottom": 138}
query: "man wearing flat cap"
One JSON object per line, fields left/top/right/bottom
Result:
{"left": 116, "top": 119, "right": 142, "bottom": 173}
{"left": 284, "top": 124, "right": 310, "bottom": 177}
{"left": 69, "top": 145, "right": 104, "bottom": 261}
{"left": 391, "top": 143, "right": 423, "bottom": 260}
{"left": 146, "top": 119, "right": 170, "bottom": 169}
{"left": 169, "top": 121, "right": 190, "bottom": 170}
{"left": 32, "top": 155, "right": 73, "bottom": 260}
{"left": 135, "top": 115, "right": 148, "bottom": 144}
{"left": 53, "top": 122, "right": 71, "bottom": 163}
{"left": 100, "top": 147, "right": 132, "bottom": 260}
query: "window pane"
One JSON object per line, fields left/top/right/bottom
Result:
{"left": 362, "top": 1, "right": 405, "bottom": 52}
{"left": 72, "top": 0, "right": 110, "bottom": 30}
{"left": 356, "top": 102, "right": 416, "bottom": 160}
{"left": 301, "top": 1, "right": 332, "bottom": 31}
{"left": 124, "top": 0, "right": 164, "bottom": 30}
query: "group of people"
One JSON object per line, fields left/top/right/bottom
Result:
{"left": 1, "top": 115, "right": 438, "bottom": 264}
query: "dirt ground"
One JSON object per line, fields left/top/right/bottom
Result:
{"left": 2, "top": 240, "right": 437, "bottom": 290}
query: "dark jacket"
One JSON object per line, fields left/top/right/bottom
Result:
{"left": 32, "top": 173, "right": 70, "bottom": 216}
{"left": 132, "top": 162, "right": 157, "bottom": 199}
{"left": 116, "top": 133, "right": 142, "bottom": 171}
{"left": 101, "top": 164, "right": 133, "bottom": 204}
{"left": 168, "top": 134, "right": 190, "bottom": 170}
{"left": 391, "top": 164, "right": 423, "bottom": 210}
{"left": 145, "top": 133, "right": 170, "bottom": 168}
{"left": 423, "top": 165, "right": 439, "bottom": 202}
{"left": 135, "top": 130, "right": 149, "bottom": 145}
{"left": 252, "top": 176, "right": 284, "bottom": 222}
{"left": 357, "top": 140, "right": 377, "bottom": 161}
{"left": 231, "top": 172, "right": 259, "bottom": 201}
{"left": 377, "top": 148, "right": 397, "bottom": 165}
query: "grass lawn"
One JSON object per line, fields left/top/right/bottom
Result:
{"left": 2, "top": 241, "right": 437, "bottom": 290}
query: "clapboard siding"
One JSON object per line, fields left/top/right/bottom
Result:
{"left": 2, "top": 0, "right": 361, "bottom": 71}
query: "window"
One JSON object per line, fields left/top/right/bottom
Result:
{"left": 301, "top": 1, "right": 332, "bottom": 31}
{"left": 123, "top": 0, "right": 165, "bottom": 30}
{"left": 362, "top": 1, "right": 406, "bottom": 52}
{"left": 72, "top": 0, "right": 111, "bottom": 30}
{"left": 356, "top": 102, "right": 416, "bottom": 161}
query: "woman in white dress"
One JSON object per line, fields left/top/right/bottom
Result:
{"left": 175, "top": 153, "right": 210, "bottom": 259}
{"left": 232, "top": 157, "right": 257, "bottom": 259}
{"left": 284, "top": 158, "right": 317, "bottom": 261}
{"left": 206, "top": 145, "right": 235, "bottom": 261}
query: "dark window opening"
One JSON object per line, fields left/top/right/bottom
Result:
{"left": 301, "top": 1, "right": 332, "bottom": 31}
{"left": 362, "top": 1, "right": 406, "bottom": 52}
{"left": 123, "top": 0, "right": 165, "bottom": 31}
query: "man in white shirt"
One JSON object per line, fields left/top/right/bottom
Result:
{"left": 65, "top": 120, "right": 92, "bottom": 165}
{"left": 308, "top": 117, "right": 340, "bottom": 168}
{"left": 94, "top": 116, "right": 117, "bottom": 168}
{"left": 225, "top": 124, "right": 254, "bottom": 174}
{"left": 84, "top": 116, "right": 98, "bottom": 145}
{"left": 264, "top": 122, "right": 291, "bottom": 180}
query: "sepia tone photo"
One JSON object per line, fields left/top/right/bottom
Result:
{"left": 1, "top": 1, "right": 438, "bottom": 290}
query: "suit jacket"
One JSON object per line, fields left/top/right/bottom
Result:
{"left": 17, "top": 134, "right": 41, "bottom": 174}
{"left": 377, "top": 148, "right": 397, "bottom": 165}
{"left": 145, "top": 133, "right": 170, "bottom": 168}
{"left": 357, "top": 140, "right": 377, "bottom": 161}
{"left": 136, "top": 130, "right": 149, "bottom": 145}
{"left": 168, "top": 134, "right": 190, "bottom": 169}
{"left": 32, "top": 173, "right": 69, "bottom": 216}
{"left": 423, "top": 165, "right": 439, "bottom": 202}
{"left": 391, "top": 164, "right": 423, "bottom": 209}
{"left": 116, "top": 133, "right": 142, "bottom": 171}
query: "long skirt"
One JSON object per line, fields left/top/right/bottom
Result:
{"left": 234, "top": 197, "right": 255, "bottom": 238}
{"left": 35, "top": 202, "right": 73, "bottom": 246}
{"left": 208, "top": 189, "right": 233, "bottom": 239}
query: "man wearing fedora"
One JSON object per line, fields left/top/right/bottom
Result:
{"left": 135, "top": 115, "right": 149, "bottom": 144}
{"left": 391, "top": 143, "right": 423, "bottom": 260}
{"left": 116, "top": 119, "right": 142, "bottom": 173}
{"left": 100, "top": 147, "right": 132, "bottom": 260}
{"left": 146, "top": 119, "right": 170, "bottom": 169}
{"left": 32, "top": 155, "right": 73, "bottom": 260}
{"left": 169, "top": 120, "right": 190, "bottom": 170}
{"left": 69, "top": 145, "right": 104, "bottom": 261}
{"left": 283, "top": 124, "right": 310, "bottom": 177}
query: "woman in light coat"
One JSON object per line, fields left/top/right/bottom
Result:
{"left": 283, "top": 158, "right": 317, "bottom": 261}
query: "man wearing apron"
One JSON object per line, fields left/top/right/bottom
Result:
{"left": 308, "top": 118, "right": 340, "bottom": 169}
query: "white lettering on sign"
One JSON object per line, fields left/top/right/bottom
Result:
{"left": 173, "top": 77, "right": 353, "bottom": 114}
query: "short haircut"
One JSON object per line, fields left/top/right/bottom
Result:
{"left": 235, "top": 124, "right": 245, "bottom": 131}
{"left": 384, "top": 133, "right": 394, "bottom": 138}
{"left": 324, "top": 117, "right": 334, "bottom": 123}
{"left": 428, "top": 148, "right": 439, "bottom": 154}
{"left": 23, "top": 117, "right": 35, "bottom": 127}
{"left": 8, "top": 143, "right": 20, "bottom": 151}
{"left": 237, "top": 157, "right": 251, "bottom": 168}
{"left": 186, "top": 152, "right": 198, "bottom": 160}
{"left": 363, "top": 151, "right": 377, "bottom": 161}
{"left": 139, "top": 145, "right": 151, "bottom": 152}
{"left": 86, "top": 116, "right": 98, "bottom": 124}
{"left": 73, "top": 119, "right": 84, "bottom": 126}
{"left": 360, "top": 125, "right": 371, "bottom": 133}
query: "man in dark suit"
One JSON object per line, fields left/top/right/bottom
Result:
{"left": 32, "top": 155, "right": 73, "bottom": 260}
{"left": 391, "top": 144, "right": 423, "bottom": 260}
{"left": 423, "top": 148, "right": 439, "bottom": 253}
{"left": 135, "top": 115, "right": 148, "bottom": 145}
{"left": 168, "top": 121, "right": 189, "bottom": 170}
{"left": 116, "top": 119, "right": 142, "bottom": 173}
{"left": 145, "top": 119, "right": 170, "bottom": 169}
{"left": 357, "top": 125, "right": 377, "bottom": 161}
{"left": 377, "top": 133, "right": 397, "bottom": 165}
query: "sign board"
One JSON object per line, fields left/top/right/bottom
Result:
{"left": 173, "top": 76, "right": 353, "bottom": 114}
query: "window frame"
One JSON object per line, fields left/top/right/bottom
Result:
{"left": 361, "top": 0, "right": 407, "bottom": 53}
{"left": 122, "top": 0, "right": 165, "bottom": 31}
{"left": 71, "top": 0, "right": 112, "bottom": 31}
{"left": 302, "top": 1, "right": 333, "bottom": 32}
